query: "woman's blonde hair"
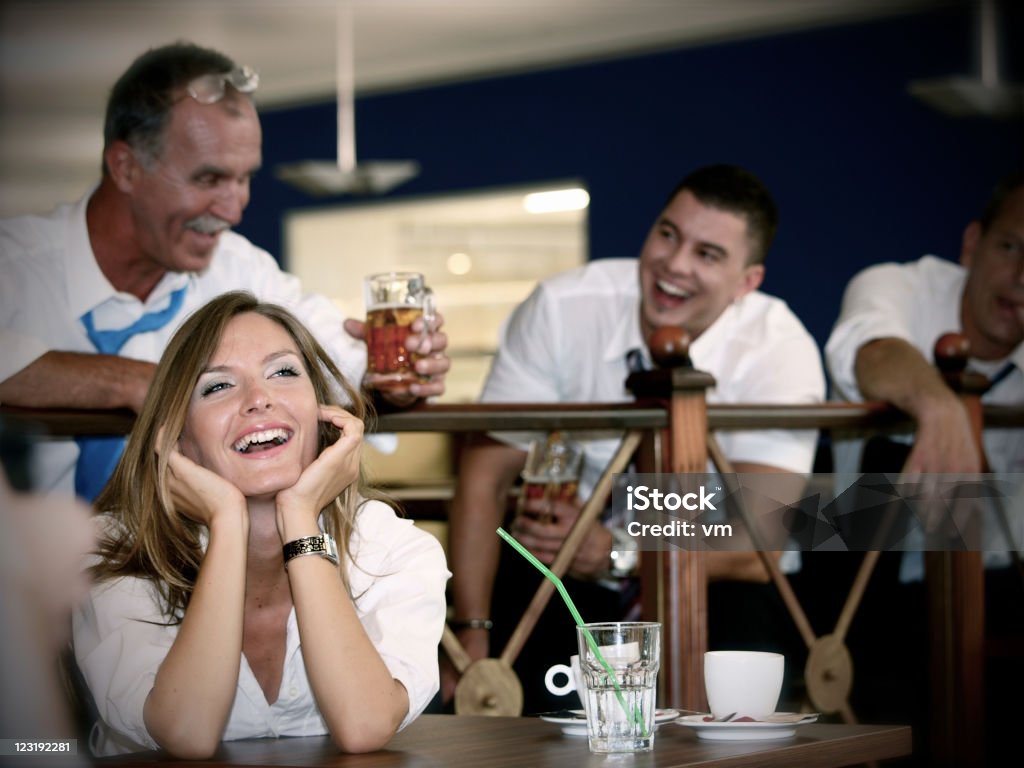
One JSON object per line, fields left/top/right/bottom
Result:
{"left": 92, "top": 291, "right": 376, "bottom": 621}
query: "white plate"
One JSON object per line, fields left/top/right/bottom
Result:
{"left": 675, "top": 713, "right": 819, "bottom": 741}
{"left": 540, "top": 709, "right": 680, "bottom": 737}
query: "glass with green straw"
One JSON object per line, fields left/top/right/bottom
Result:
{"left": 497, "top": 527, "right": 661, "bottom": 752}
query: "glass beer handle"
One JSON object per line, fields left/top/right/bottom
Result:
{"left": 420, "top": 288, "right": 436, "bottom": 344}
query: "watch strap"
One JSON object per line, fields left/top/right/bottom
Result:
{"left": 283, "top": 533, "right": 339, "bottom": 569}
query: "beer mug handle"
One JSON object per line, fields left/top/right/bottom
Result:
{"left": 420, "top": 288, "right": 436, "bottom": 344}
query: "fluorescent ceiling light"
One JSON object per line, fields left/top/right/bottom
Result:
{"left": 523, "top": 188, "right": 590, "bottom": 214}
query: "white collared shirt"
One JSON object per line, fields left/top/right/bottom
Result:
{"left": 0, "top": 190, "right": 366, "bottom": 494}
{"left": 481, "top": 258, "right": 826, "bottom": 496}
{"left": 825, "top": 255, "right": 1024, "bottom": 580}
{"left": 72, "top": 500, "right": 450, "bottom": 756}
{"left": 826, "top": 255, "right": 1024, "bottom": 472}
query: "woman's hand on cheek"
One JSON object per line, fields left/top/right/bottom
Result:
{"left": 159, "top": 431, "right": 246, "bottom": 528}
{"left": 275, "top": 405, "right": 363, "bottom": 528}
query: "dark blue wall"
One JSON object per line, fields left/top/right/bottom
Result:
{"left": 242, "top": 4, "right": 1023, "bottom": 353}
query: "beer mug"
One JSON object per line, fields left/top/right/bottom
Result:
{"left": 517, "top": 432, "right": 583, "bottom": 524}
{"left": 363, "top": 272, "right": 435, "bottom": 391}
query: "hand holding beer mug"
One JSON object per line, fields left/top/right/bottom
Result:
{"left": 363, "top": 272, "right": 436, "bottom": 392}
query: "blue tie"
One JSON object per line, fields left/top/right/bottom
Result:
{"left": 74, "top": 287, "right": 187, "bottom": 502}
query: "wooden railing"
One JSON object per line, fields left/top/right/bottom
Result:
{"left": 8, "top": 399, "right": 1022, "bottom": 435}
{"left": 2, "top": 400, "right": 1021, "bottom": 768}
{"left": 16, "top": 399, "right": 1023, "bottom": 434}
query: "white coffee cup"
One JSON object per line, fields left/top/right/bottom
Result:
{"left": 704, "top": 650, "right": 784, "bottom": 720}
{"left": 544, "top": 654, "right": 585, "bottom": 697}
{"left": 544, "top": 640, "right": 642, "bottom": 698}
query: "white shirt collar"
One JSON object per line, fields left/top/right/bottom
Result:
{"left": 607, "top": 290, "right": 753, "bottom": 371}
{"left": 64, "top": 187, "right": 116, "bottom": 320}
{"left": 601, "top": 284, "right": 649, "bottom": 367}
{"left": 64, "top": 186, "right": 191, "bottom": 321}
{"left": 690, "top": 296, "right": 746, "bottom": 362}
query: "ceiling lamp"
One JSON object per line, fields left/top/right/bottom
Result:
{"left": 523, "top": 188, "right": 591, "bottom": 214}
{"left": 275, "top": 1, "right": 420, "bottom": 196}
{"left": 908, "top": 0, "right": 1023, "bottom": 119}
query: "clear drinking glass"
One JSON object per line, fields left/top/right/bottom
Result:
{"left": 576, "top": 621, "right": 661, "bottom": 753}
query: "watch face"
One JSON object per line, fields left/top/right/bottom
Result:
{"left": 322, "top": 534, "right": 340, "bottom": 565}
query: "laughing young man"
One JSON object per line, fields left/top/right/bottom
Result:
{"left": 445, "top": 164, "right": 825, "bottom": 712}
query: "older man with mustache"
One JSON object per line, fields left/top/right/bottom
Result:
{"left": 0, "top": 43, "right": 449, "bottom": 500}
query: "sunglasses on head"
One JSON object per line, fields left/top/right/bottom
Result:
{"left": 186, "top": 65, "right": 259, "bottom": 104}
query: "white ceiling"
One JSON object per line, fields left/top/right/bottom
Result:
{"left": 0, "top": 0, "right": 939, "bottom": 216}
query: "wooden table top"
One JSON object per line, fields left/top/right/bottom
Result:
{"left": 97, "top": 713, "right": 912, "bottom": 767}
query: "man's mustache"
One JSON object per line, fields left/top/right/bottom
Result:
{"left": 185, "top": 215, "right": 231, "bottom": 235}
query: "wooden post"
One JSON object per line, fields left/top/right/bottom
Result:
{"left": 925, "top": 550, "right": 985, "bottom": 766}
{"left": 628, "top": 361, "right": 715, "bottom": 713}
{"left": 926, "top": 333, "right": 989, "bottom": 767}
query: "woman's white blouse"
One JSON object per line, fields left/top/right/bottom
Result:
{"left": 72, "top": 500, "right": 450, "bottom": 756}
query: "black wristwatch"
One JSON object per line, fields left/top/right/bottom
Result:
{"left": 283, "top": 533, "right": 339, "bottom": 570}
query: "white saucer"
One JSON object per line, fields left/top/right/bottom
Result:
{"left": 675, "top": 713, "right": 818, "bottom": 741}
{"left": 540, "top": 709, "right": 679, "bottom": 737}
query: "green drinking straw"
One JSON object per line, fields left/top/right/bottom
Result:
{"left": 496, "top": 527, "right": 645, "bottom": 734}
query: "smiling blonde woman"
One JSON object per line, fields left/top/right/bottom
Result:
{"left": 72, "top": 291, "right": 449, "bottom": 758}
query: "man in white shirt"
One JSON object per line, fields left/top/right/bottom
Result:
{"left": 827, "top": 174, "right": 1024, "bottom": 579}
{"left": 445, "top": 165, "right": 825, "bottom": 711}
{"left": 824, "top": 173, "right": 1024, "bottom": 762}
{"left": 0, "top": 43, "right": 449, "bottom": 498}
{"left": 826, "top": 173, "right": 1024, "bottom": 479}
